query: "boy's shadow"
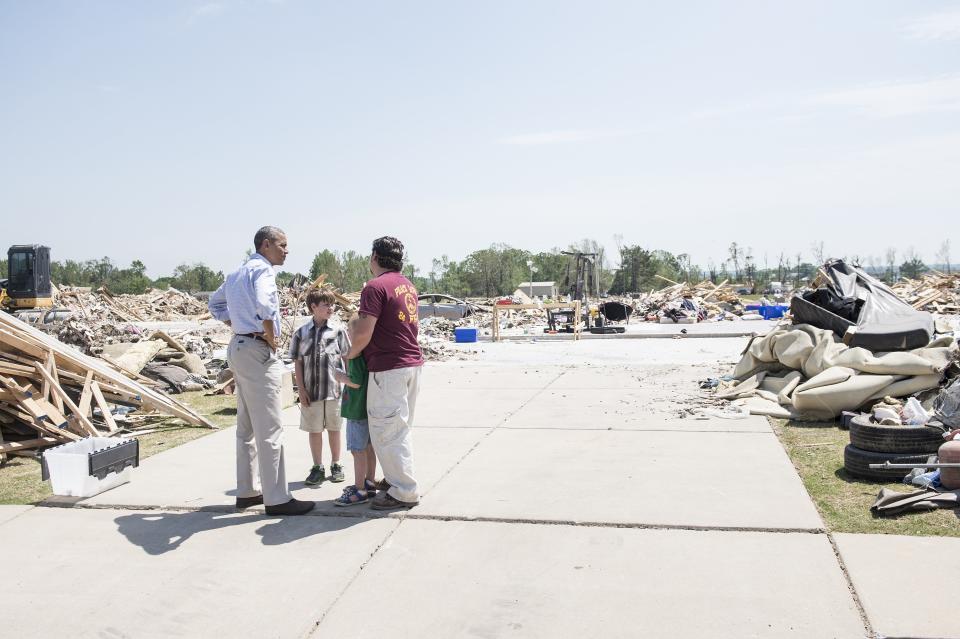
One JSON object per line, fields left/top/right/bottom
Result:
{"left": 114, "top": 507, "right": 368, "bottom": 555}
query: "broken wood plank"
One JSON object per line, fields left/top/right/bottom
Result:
{"left": 90, "top": 381, "right": 118, "bottom": 434}
{"left": 0, "top": 437, "right": 58, "bottom": 454}
{"left": 32, "top": 363, "right": 100, "bottom": 437}
{"left": 45, "top": 351, "right": 64, "bottom": 414}
{"left": 77, "top": 370, "right": 94, "bottom": 419}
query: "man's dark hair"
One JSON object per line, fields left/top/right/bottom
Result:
{"left": 372, "top": 236, "right": 404, "bottom": 272}
{"left": 254, "top": 226, "right": 285, "bottom": 252}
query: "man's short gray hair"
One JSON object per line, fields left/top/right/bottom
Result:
{"left": 254, "top": 226, "right": 285, "bottom": 252}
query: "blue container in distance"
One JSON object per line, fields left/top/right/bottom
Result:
{"left": 744, "top": 304, "right": 788, "bottom": 319}
{"left": 454, "top": 327, "right": 479, "bottom": 343}
{"left": 759, "top": 305, "right": 788, "bottom": 319}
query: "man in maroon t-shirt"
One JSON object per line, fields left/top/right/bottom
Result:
{"left": 347, "top": 236, "right": 424, "bottom": 509}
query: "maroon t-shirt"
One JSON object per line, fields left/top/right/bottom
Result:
{"left": 359, "top": 271, "right": 424, "bottom": 372}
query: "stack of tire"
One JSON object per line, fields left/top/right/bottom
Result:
{"left": 844, "top": 414, "right": 943, "bottom": 481}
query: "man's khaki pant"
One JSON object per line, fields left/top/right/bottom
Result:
{"left": 367, "top": 366, "right": 421, "bottom": 503}
{"left": 228, "top": 335, "right": 291, "bottom": 507}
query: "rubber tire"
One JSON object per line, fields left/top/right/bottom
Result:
{"left": 848, "top": 415, "right": 944, "bottom": 454}
{"left": 843, "top": 445, "right": 934, "bottom": 482}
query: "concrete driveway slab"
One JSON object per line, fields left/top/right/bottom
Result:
{"left": 314, "top": 519, "right": 864, "bottom": 639}
{"left": 416, "top": 387, "right": 539, "bottom": 427}
{"left": 0, "top": 505, "right": 33, "bottom": 526}
{"left": 0, "top": 506, "right": 396, "bottom": 639}
{"left": 834, "top": 533, "right": 960, "bottom": 639}
{"left": 82, "top": 424, "right": 487, "bottom": 514}
{"left": 420, "top": 363, "right": 560, "bottom": 389}
{"left": 471, "top": 338, "right": 747, "bottom": 366}
{"left": 546, "top": 364, "right": 706, "bottom": 389}
{"left": 502, "top": 388, "right": 770, "bottom": 432}
{"left": 416, "top": 429, "right": 822, "bottom": 529}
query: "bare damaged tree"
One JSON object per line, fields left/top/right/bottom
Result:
{"left": 885, "top": 247, "right": 898, "bottom": 283}
{"left": 728, "top": 242, "right": 741, "bottom": 281}
{"left": 744, "top": 248, "right": 756, "bottom": 290}
{"left": 811, "top": 241, "right": 825, "bottom": 266}
{"left": 777, "top": 252, "right": 787, "bottom": 284}
{"left": 936, "top": 239, "right": 952, "bottom": 274}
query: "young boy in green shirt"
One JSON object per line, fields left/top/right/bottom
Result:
{"left": 333, "top": 315, "right": 380, "bottom": 506}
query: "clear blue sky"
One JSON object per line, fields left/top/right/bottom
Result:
{"left": 2, "top": 1, "right": 959, "bottom": 277}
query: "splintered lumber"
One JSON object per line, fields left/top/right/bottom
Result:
{"left": 702, "top": 279, "right": 730, "bottom": 302}
{"left": 90, "top": 381, "right": 118, "bottom": 434}
{"left": 32, "top": 362, "right": 100, "bottom": 437}
{"left": 0, "top": 310, "right": 216, "bottom": 451}
{"left": 0, "top": 437, "right": 58, "bottom": 454}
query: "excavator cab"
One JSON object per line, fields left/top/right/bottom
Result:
{"left": 3, "top": 245, "right": 53, "bottom": 310}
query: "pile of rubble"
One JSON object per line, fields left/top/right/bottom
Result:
{"left": 892, "top": 271, "right": 960, "bottom": 314}
{"left": 626, "top": 279, "right": 745, "bottom": 322}
{"left": 0, "top": 312, "right": 216, "bottom": 457}
{"left": 57, "top": 286, "right": 210, "bottom": 323}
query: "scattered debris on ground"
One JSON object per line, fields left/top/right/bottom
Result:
{"left": 892, "top": 271, "right": 960, "bottom": 314}
{"left": 0, "top": 311, "right": 216, "bottom": 457}
{"left": 696, "top": 262, "right": 960, "bottom": 517}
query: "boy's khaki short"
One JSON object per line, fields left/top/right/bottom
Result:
{"left": 299, "top": 400, "right": 343, "bottom": 433}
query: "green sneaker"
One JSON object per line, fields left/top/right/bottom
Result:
{"left": 305, "top": 465, "right": 325, "bottom": 486}
{"left": 329, "top": 462, "right": 345, "bottom": 483}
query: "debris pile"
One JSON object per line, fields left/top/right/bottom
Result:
{"left": 57, "top": 286, "right": 210, "bottom": 323}
{"left": 628, "top": 280, "right": 745, "bottom": 322}
{"left": 0, "top": 311, "right": 216, "bottom": 457}
{"left": 892, "top": 271, "right": 960, "bottom": 313}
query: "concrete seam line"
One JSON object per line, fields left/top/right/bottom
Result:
{"left": 489, "top": 333, "right": 759, "bottom": 341}
{"left": 0, "top": 505, "right": 37, "bottom": 527}
{"left": 398, "top": 513, "right": 825, "bottom": 534}
{"left": 418, "top": 369, "right": 568, "bottom": 498}
{"left": 39, "top": 502, "right": 825, "bottom": 534}
{"left": 494, "top": 427, "right": 772, "bottom": 434}
{"left": 826, "top": 531, "right": 876, "bottom": 639}
{"left": 303, "top": 518, "right": 404, "bottom": 639}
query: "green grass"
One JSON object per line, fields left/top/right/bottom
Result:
{"left": 0, "top": 391, "right": 236, "bottom": 506}
{"left": 772, "top": 418, "right": 960, "bottom": 537}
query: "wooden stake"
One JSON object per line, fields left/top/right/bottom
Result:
{"left": 90, "top": 381, "right": 118, "bottom": 434}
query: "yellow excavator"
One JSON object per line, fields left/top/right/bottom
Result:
{"left": 1, "top": 245, "right": 54, "bottom": 312}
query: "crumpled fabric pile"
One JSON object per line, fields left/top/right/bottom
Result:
{"left": 713, "top": 324, "right": 958, "bottom": 420}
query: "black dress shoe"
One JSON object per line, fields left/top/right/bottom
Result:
{"left": 236, "top": 495, "right": 263, "bottom": 509}
{"left": 264, "top": 498, "right": 316, "bottom": 516}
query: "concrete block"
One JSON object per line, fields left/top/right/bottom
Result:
{"left": 834, "top": 533, "right": 960, "bottom": 638}
{"left": 416, "top": 428, "right": 822, "bottom": 529}
{"left": 0, "top": 506, "right": 396, "bottom": 638}
{"left": 0, "top": 505, "right": 33, "bottom": 527}
{"left": 416, "top": 388, "right": 536, "bottom": 428}
{"left": 82, "top": 424, "right": 487, "bottom": 513}
{"left": 314, "top": 520, "right": 865, "bottom": 638}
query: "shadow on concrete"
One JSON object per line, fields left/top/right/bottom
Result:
{"left": 114, "top": 507, "right": 367, "bottom": 555}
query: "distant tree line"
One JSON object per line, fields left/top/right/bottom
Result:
{"left": 0, "top": 239, "right": 950, "bottom": 298}
{"left": 0, "top": 256, "right": 225, "bottom": 295}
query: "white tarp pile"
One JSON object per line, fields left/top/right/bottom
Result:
{"left": 715, "top": 324, "right": 957, "bottom": 420}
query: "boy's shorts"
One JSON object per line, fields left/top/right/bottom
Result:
{"left": 299, "top": 400, "right": 343, "bottom": 433}
{"left": 346, "top": 419, "right": 370, "bottom": 452}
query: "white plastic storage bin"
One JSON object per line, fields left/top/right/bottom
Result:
{"left": 42, "top": 437, "right": 138, "bottom": 498}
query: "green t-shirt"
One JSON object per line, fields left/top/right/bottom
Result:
{"left": 340, "top": 354, "right": 368, "bottom": 420}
